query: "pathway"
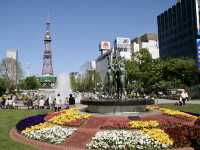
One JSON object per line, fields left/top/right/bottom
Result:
{"left": 156, "top": 99, "right": 200, "bottom": 104}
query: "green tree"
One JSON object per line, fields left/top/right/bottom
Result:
{"left": 70, "top": 73, "right": 78, "bottom": 91}
{"left": 133, "top": 48, "right": 152, "bottom": 68}
{"left": 0, "top": 77, "right": 7, "bottom": 96}
{"left": 21, "top": 76, "right": 41, "bottom": 90}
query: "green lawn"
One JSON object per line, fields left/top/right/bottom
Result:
{"left": 0, "top": 109, "right": 51, "bottom": 150}
{"left": 158, "top": 104, "right": 200, "bottom": 114}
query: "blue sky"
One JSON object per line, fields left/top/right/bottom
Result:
{"left": 0, "top": 0, "right": 176, "bottom": 76}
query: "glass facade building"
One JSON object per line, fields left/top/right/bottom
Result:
{"left": 157, "top": 0, "right": 200, "bottom": 69}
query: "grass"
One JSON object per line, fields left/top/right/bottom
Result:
{"left": 158, "top": 104, "right": 200, "bottom": 114}
{"left": 0, "top": 109, "right": 52, "bottom": 150}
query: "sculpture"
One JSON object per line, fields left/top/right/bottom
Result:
{"left": 104, "top": 59, "right": 126, "bottom": 100}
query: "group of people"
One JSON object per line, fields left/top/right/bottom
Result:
{"left": 0, "top": 95, "right": 18, "bottom": 109}
{"left": 0, "top": 93, "right": 76, "bottom": 111}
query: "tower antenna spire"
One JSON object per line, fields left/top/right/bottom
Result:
{"left": 46, "top": 12, "right": 51, "bottom": 31}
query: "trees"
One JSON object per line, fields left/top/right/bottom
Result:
{"left": 70, "top": 70, "right": 102, "bottom": 92}
{"left": 0, "top": 58, "right": 23, "bottom": 92}
{"left": 0, "top": 77, "right": 7, "bottom": 96}
{"left": 19, "top": 76, "right": 41, "bottom": 90}
{"left": 125, "top": 54, "right": 199, "bottom": 95}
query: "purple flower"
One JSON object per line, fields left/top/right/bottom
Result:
{"left": 16, "top": 114, "right": 47, "bottom": 132}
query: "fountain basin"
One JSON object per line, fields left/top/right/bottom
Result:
{"left": 81, "top": 98, "right": 154, "bottom": 114}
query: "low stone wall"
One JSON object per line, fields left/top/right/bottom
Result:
{"left": 81, "top": 98, "right": 154, "bottom": 114}
{"left": 85, "top": 105, "right": 147, "bottom": 114}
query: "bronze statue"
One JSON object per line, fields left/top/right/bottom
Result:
{"left": 104, "top": 59, "right": 126, "bottom": 100}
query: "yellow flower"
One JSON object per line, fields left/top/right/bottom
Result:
{"left": 141, "top": 128, "right": 174, "bottom": 146}
{"left": 146, "top": 105, "right": 160, "bottom": 110}
{"left": 160, "top": 108, "right": 197, "bottom": 120}
{"left": 22, "top": 122, "right": 55, "bottom": 134}
{"left": 129, "top": 120, "right": 159, "bottom": 129}
{"left": 49, "top": 108, "right": 92, "bottom": 125}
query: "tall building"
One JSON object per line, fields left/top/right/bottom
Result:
{"left": 6, "top": 49, "right": 17, "bottom": 60}
{"left": 157, "top": 0, "right": 200, "bottom": 69}
{"left": 42, "top": 19, "right": 54, "bottom": 75}
{"left": 96, "top": 50, "right": 113, "bottom": 80}
{"left": 131, "top": 33, "right": 159, "bottom": 59}
{"left": 4, "top": 49, "right": 18, "bottom": 87}
{"left": 114, "top": 37, "right": 132, "bottom": 60}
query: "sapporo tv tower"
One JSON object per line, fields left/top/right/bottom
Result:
{"left": 39, "top": 17, "right": 57, "bottom": 89}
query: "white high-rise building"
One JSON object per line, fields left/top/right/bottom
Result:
{"left": 131, "top": 33, "right": 159, "bottom": 59}
{"left": 6, "top": 49, "right": 17, "bottom": 60}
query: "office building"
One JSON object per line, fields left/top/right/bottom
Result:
{"left": 157, "top": 0, "right": 200, "bottom": 69}
{"left": 131, "top": 33, "right": 159, "bottom": 59}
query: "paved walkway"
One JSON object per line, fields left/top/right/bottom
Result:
{"left": 155, "top": 99, "right": 200, "bottom": 104}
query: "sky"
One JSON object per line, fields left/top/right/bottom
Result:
{"left": 0, "top": 0, "right": 176, "bottom": 76}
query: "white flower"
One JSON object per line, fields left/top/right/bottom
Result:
{"left": 23, "top": 126, "right": 77, "bottom": 144}
{"left": 87, "top": 130, "right": 170, "bottom": 150}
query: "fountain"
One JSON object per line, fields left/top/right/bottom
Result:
{"left": 81, "top": 59, "right": 155, "bottom": 114}
{"left": 56, "top": 73, "right": 72, "bottom": 104}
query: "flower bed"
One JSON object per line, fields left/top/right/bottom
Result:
{"left": 48, "top": 108, "right": 92, "bottom": 126}
{"left": 100, "top": 117, "right": 130, "bottom": 129}
{"left": 141, "top": 128, "right": 173, "bottom": 146}
{"left": 195, "top": 117, "right": 200, "bottom": 126}
{"left": 16, "top": 114, "right": 47, "bottom": 132}
{"left": 87, "top": 130, "right": 173, "bottom": 150}
{"left": 129, "top": 120, "right": 159, "bottom": 129}
{"left": 15, "top": 107, "right": 200, "bottom": 149}
{"left": 164, "top": 125, "right": 200, "bottom": 148}
{"left": 21, "top": 123, "right": 76, "bottom": 144}
{"left": 44, "top": 112, "right": 62, "bottom": 121}
{"left": 160, "top": 108, "right": 198, "bottom": 121}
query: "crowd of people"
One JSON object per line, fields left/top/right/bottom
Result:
{"left": 0, "top": 93, "right": 76, "bottom": 111}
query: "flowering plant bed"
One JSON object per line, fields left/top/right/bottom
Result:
{"left": 14, "top": 107, "right": 200, "bottom": 149}
{"left": 160, "top": 108, "right": 198, "bottom": 121}
{"left": 87, "top": 130, "right": 173, "bottom": 150}
{"left": 21, "top": 122, "right": 76, "bottom": 144}
{"left": 16, "top": 114, "right": 47, "bottom": 132}
{"left": 47, "top": 108, "right": 92, "bottom": 126}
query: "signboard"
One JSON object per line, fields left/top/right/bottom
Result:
{"left": 38, "top": 76, "right": 57, "bottom": 83}
{"left": 100, "top": 41, "right": 111, "bottom": 50}
{"left": 196, "top": 39, "right": 200, "bottom": 70}
{"left": 115, "top": 37, "right": 131, "bottom": 49}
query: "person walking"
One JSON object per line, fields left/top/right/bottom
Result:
{"left": 180, "top": 90, "right": 187, "bottom": 105}
{"left": 185, "top": 91, "right": 189, "bottom": 101}
{"left": 39, "top": 96, "right": 45, "bottom": 109}
{"left": 27, "top": 98, "right": 33, "bottom": 109}
{"left": 55, "top": 94, "right": 61, "bottom": 111}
